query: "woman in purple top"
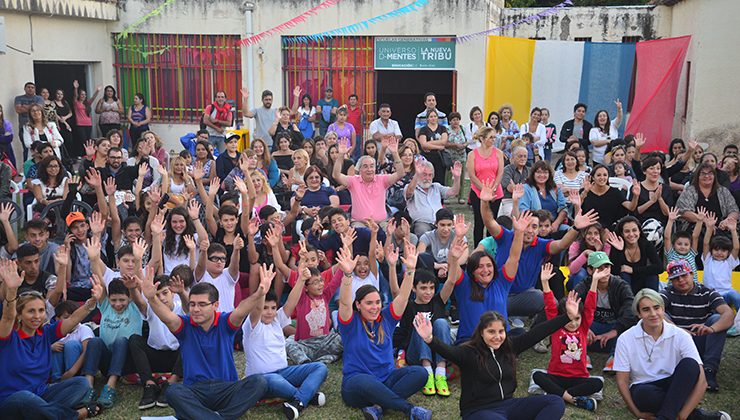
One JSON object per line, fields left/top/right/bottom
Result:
{"left": 327, "top": 107, "right": 357, "bottom": 157}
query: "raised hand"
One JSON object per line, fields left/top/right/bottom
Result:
{"left": 336, "top": 246, "right": 358, "bottom": 275}
{"left": 705, "top": 211, "right": 718, "bottom": 229}
{"left": 247, "top": 217, "right": 260, "bottom": 237}
{"left": 337, "top": 142, "right": 349, "bottom": 157}
{"left": 295, "top": 183, "right": 307, "bottom": 201}
{"left": 187, "top": 199, "right": 201, "bottom": 221}
{"left": 0, "top": 202, "right": 14, "bottom": 222}
{"left": 198, "top": 238, "right": 210, "bottom": 253}
{"left": 386, "top": 218, "right": 397, "bottom": 237}
{"left": 147, "top": 185, "right": 161, "bottom": 207}
{"left": 0, "top": 259, "right": 23, "bottom": 290}
{"left": 479, "top": 179, "right": 495, "bottom": 202}
{"left": 293, "top": 86, "right": 302, "bottom": 97}
{"left": 141, "top": 266, "right": 158, "bottom": 300}
{"left": 512, "top": 211, "right": 532, "bottom": 232}
{"left": 568, "top": 188, "right": 581, "bottom": 207}
{"left": 209, "top": 177, "right": 221, "bottom": 197}
{"left": 104, "top": 176, "right": 117, "bottom": 196}
{"left": 512, "top": 183, "right": 525, "bottom": 202}
{"left": 138, "top": 162, "right": 150, "bottom": 178}
{"left": 90, "top": 274, "right": 104, "bottom": 302}
{"left": 540, "top": 262, "right": 556, "bottom": 284}
{"left": 606, "top": 230, "right": 624, "bottom": 251}
{"left": 183, "top": 234, "right": 196, "bottom": 251}
{"left": 233, "top": 235, "right": 245, "bottom": 251}
{"left": 614, "top": 98, "right": 622, "bottom": 110}
{"left": 73, "top": 80, "right": 79, "bottom": 89}
{"left": 454, "top": 214, "right": 469, "bottom": 238}
{"left": 400, "top": 238, "right": 418, "bottom": 269}
{"left": 386, "top": 244, "right": 399, "bottom": 266}
{"left": 413, "top": 312, "right": 433, "bottom": 343}
{"left": 592, "top": 265, "right": 611, "bottom": 283}
{"left": 686, "top": 138, "right": 698, "bottom": 151}
{"left": 631, "top": 179, "right": 641, "bottom": 197}
{"left": 573, "top": 209, "right": 599, "bottom": 230}
{"left": 156, "top": 164, "right": 167, "bottom": 176}
{"left": 85, "top": 168, "right": 102, "bottom": 188}
{"left": 448, "top": 236, "right": 467, "bottom": 262}
{"left": 366, "top": 219, "right": 379, "bottom": 235}
{"left": 388, "top": 137, "right": 399, "bottom": 154}
{"left": 53, "top": 245, "right": 69, "bottom": 267}
{"left": 240, "top": 88, "right": 249, "bottom": 100}
{"left": 132, "top": 237, "right": 148, "bottom": 261}
{"left": 564, "top": 290, "right": 582, "bottom": 321}
{"left": 258, "top": 263, "right": 275, "bottom": 294}
{"left": 169, "top": 274, "right": 185, "bottom": 295}
{"left": 89, "top": 211, "right": 105, "bottom": 236}
{"left": 192, "top": 162, "right": 205, "bottom": 182}
{"left": 84, "top": 139, "right": 96, "bottom": 157}
{"left": 634, "top": 133, "right": 646, "bottom": 149}
{"left": 151, "top": 210, "right": 166, "bottom": 236}
{"left": 84, "top": 236, "right": 102, "bottom": 260}
{"left": 668, "top": 206, "right": 680, "bottom": 221}
{"left": 450, "top": 161, "right": 463, "bottom": 178}
{"left": 341, "top": 227, "right": 357, "bottom": 249}
{"left": 233, "top": 176, "right": 248, "bottom": 195}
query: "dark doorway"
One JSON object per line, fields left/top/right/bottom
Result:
{"left": 376, "top": 70, "right": 455, "bottom": 140}
{"left": 33, "top": 62, "right": 88, "bottom": 117}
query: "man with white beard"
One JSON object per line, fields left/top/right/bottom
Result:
{"left": 404, "top": 159, "right": 462, "bottom": 237}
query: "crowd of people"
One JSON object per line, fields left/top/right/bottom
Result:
{"left": 0, "top": 80, "right": 739, "bottom": 420}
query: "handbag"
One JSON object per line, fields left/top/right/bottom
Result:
{"left": 439, "top": 150, "right": 453, "bottom": 169}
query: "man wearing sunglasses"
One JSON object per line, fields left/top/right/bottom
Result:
{"left": 193, "top": 236, "right": 244, "bottom": 313}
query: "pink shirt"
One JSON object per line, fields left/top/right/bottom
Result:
{"left": 346, "top": 174, "right": 393, "bottom": 222}
{"left": 470, "top": 147, "right": 503, "bottom": 199}
{"left": 288, "top": 268, "right": 343, "bottom": 341}
{"left": 73, "top": 101, "right": 92, "bottom": 126}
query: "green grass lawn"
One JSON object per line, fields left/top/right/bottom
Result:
{"left": 98, "top": 196, "right": 740, "bottom": 419}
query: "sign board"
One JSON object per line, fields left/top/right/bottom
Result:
{"left": 374, "top": 37, "right": 455, "bottom": 70}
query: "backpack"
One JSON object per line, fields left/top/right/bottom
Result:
{"left": 298, "top": 112, "right": 314, "bottom": 139}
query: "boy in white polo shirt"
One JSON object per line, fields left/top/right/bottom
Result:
{"left": 195, "top": 237, "right": 242, "bottom": 312}
{"left": 243, "top": 265, "right": 328, "bottom": 420}
{"left": 613, "top": 289, "right": 730, "bottom": 420}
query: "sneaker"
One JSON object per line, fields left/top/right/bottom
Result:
{"left": 122, "top": 373, "right": 141, "bottom": 385}
{"left": 688, "top": 408, "right": 732, "bottom": 420}
{"left": 362, "top": 405, "right": 383, "bottom": 420}
{"left": 138, "top": 383, "right": 159, "bottom": 410}
{"left": 97, "top": 384, "right": 117, "bottom": 409}
{"left": 727, "top": 326, "right": 740, "bottom": 337}
{"left": 396, "top": 350, "right": 407, "bottom": 368}
{"left": 156, "top": 381, "right": 169, "bottom": 408}
{"left": 573, "top": 396, "right": 597, "bottom": 412}
{"left": 309, "top": 391, "right": 326, "bottom": 407}
{"left": 282, "top": 399, "right": 304, "bottom": 419}
{"left": 422, "top": 373, "right": 436, "bottom": 396}
{"left": 533, "top": 338, "right": 549, "bottom": 354}
{"left": 434, "top": 374, "right": 450, "bottom": 397}
{"left": 80, "top": 388, "right": 96, "bottom": 406}
{"left": 510, "top": 318, "right": 525, "bottom": 329}
{"left": 410, "top": 406, "right": 433, "bottom": 420}
{"left": 705, "top": 367, "right": 719, "bottom": 392}
{"left": 602, "top": 355, "right": 615, "bottom": 372}
{"left": 586, "top": 355, "right": 593, "bottom": 370}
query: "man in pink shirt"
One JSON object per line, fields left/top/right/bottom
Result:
{"left": 333, "top": 139, "right": 406, "bottom": 225}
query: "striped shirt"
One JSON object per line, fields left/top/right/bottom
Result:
{"left": 661, "top": 284, "right": 725, "bottom": 328}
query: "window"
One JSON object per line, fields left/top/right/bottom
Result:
{"left": 574, "top": 37, "right": 592, "bottom": 42}
{"left": 282, "top": 36, "right": 375, "bottom": 132}
{"left": 113, "top": 33, "right": 242, "bottom": 123}
{"left": 622, "top": 36, "right": 642, "bottom": 43}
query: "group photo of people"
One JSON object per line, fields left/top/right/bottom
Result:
{"left": 0, "top": 75, "right": 738, "bottom": 420}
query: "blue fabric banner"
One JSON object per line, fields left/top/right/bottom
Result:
{"left": 578, "top": 42, "right": 635, "bottom": 137}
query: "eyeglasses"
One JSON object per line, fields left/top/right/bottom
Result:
{"left": 188, "top": 301, "right": 215, "bottom": 309}
{"left": 208, "top": 256, "right": 227, "bottom": 263}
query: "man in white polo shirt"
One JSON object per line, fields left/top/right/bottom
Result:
{"left": 369, "top": 103, "right": 402, "bottom": 143}
{"left": 614, "top": 289, "right": 730, "bottom": 420}
{"left": 404, "top": 159, "right": 461, "bottom": 236}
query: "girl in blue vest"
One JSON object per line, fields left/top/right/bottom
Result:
{"left": 336, "top": 242, "right": 432, "bottom": 420}
{"left": 0, "top": 259, "right": 102, "bottom": 418}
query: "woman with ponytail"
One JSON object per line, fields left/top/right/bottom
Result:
{"left": 336, "top": 242, "right": 432, "bottom": 420}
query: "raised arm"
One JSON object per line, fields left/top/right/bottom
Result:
{"left": 140, "top": 266, "right": 183, "bottom": 333}
{"left": 0, "top": 260, "right": 25, "bottom": 338}
{"left": 333, "top": 143, "right": 351, "bottom": 187}
{"left": 548, "top": 208, "right": 600, "bottom": 255}
{"left": 283, "top": 263, "right": 309, "bottom": 318}
{"left": 390, "top": 239, "right": 418, "bottom": 316}
{"left": 613, "top": 99, "right": 623, "bottom": 129}
{"left": 503, "top": 212, "right": 531, "bottom": 280}
{"left": 228, "top": 236, "right": 244, "bottom": 280}
{"left": 60, "top": 275, "right": 100, "bottom": 336}
{"left": 729, "top": 218, "right": 739, "bottom": 260}
{"left": 187, "top": 199, "right": 209, "bottom": 245}
{"left": 240, "top": 89, "right": 255, "bottom": 118}
{"left": 0, "top": 203, "right": 18, "bottom": 255}
{"left": 386, "top": 138, "right": 406, "bottom": 184}
{"left": 229, "top": 263, "right": 274, "bottom": 328}
{"left": 479, "top": 178, "right": 503, "bottom": 237}
{"left": 703, "top": 212, "right": 717, "bottom": 258}
{"left": 336, "top": 246, "right": 358, "bottom": 323}
{"left": 48, "top": 246, "right": 69, "bottom": 307}
{"left": 440, "top": 235, "right": 467, "bottom": 304}
{"left": 665, "top": 206, "right": 678, "bottom": 254}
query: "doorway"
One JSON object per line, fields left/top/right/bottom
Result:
{"left": 375, "top": 70, "right": 455, "bottom": 140}
{"left": 33, "top": 62, "right": 89, "bottom": 120}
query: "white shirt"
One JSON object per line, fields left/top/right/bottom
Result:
{"left": 198, "top": 269, "right": 237, "bottom": 312}
{"left": 59, "top": 324, "right": 94, "bottom": 345}
{"left": 163, "top": 233, "right": 198, "bottom": 275}
{"left": 613, "top": 320, "right": 702, "bottom": 386}
{"left": 351, "top": 272, "right": 379, "bottom": 300}
{"left": 369, "top": 118, "right": 402, "bottom": 138}
{"left": 521, "top": 122, "right": 548, "bottom": 160}
{"left": 702, "top": 254, "right": 740, "bottom": 295}
{"left": 588, "top": 120, "right": 619, "bottom": 164}
{"left": 242, "top": 308, "right": 291, "bottom": 376}
{"left": 143, "top": 301, "right": 184, "bottom": 351}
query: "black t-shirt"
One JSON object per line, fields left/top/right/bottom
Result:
{"left": 273, "top": 154, "right": 294, "bottom": 172}
{"left": 393, "top": 294, "right": 447, "bottom": 350}
{"left": 636, "top": 182, "right": 674, "bottom": 224}
{"left": 696, "top": 189, "right": 724, "bottom": 219}
{"left": 215, "top": 225, "right": 250, "bottom": 273}
{"left": 582, "top": 187, "right": 628, "bottom": 229}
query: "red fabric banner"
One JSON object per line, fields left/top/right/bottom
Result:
{"left": 625, "top": 36, "right": 691, "bottom": 152}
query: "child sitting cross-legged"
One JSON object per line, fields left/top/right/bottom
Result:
{"left": 532, "top": 262, "right": 604, "bottom": 412}
{"left": 242, "top": 264, "right": 329, "bottom": 420}
{"left": 50, "top": 301, "right": 94, "bottom": 383}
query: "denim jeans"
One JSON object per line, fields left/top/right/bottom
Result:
{"left": 462, "top": 394, "right": 565, "bottom": 420}
{"left": 82, "top": 336, "right": 128, "bottom": 378}
{"left": 51, "top": 340, "right": 83, "bottom": 381}
{"left": 566, "top": 268, "right": 588, "bottom": 291}
{"left": 507, "top": 288, "right": 545, "bottom": 318}
{"left": 166, "top": 376, "right": 267, "bottom": 420}
{"left": 263, "top": 362, "right": 328, "bottom": 406}
{"left": 693, "top": 313, "right": 726, "bottom": 371}
{"left": 619, "top": 272, "right": 659, "bottom": 295}
{"left": 341, "top": 366, "right": 427, "bottom": 415}
{"left": 588, "top": 321, "right": 619, "bottom": 354}
{"left": 722, "top": 290, "right": 740, "bottom": 310}
{"left": 0, "top": 376, "right": 91, "bottom": 420}
{"left": 631, "top": 358, "right": 699, "bottom": 420}
{"left": 406, "top": 318, "right": 452, "bottom": 366}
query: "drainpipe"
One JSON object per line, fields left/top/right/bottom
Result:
{"left": 243, "top": 1, "right": 255, "bottom": 129}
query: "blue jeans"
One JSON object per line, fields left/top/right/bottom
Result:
{"left": 166, "top": 376, "right": 267, "bottom": 420}
{"left": 566, "top": 268, "right": 588, "bottom": 291}
{"left": 263, "top": 363, "right": 328, "bottom": 406}
{"left": 722, "top": 290, "right": 740, "bottom": 310}
{"left": 406, "top": 318, "right": 452, "bottom": 366}
{"left": 341, "top": 366, "right": 427, "bottom": 415}
{"left": 82, "top": 337, "right": 128, "bottom": 378}
{"left": 631, "top": 358, "right": 699, "bottom": 420}
{"left": 462, "top": 394, "right": 565, "bottom": 420}
{"left": 507, "top": 288, "right": 545, "bottom": 318}
{"left": 589, "top": 321, "right": 619, "bottom": 354}
{"left": 51, "top": 340, "right": 83, "bottom": 381}
{"left": 0, "top": 376, "right": 91, "bottom": 420}
{"left": 693, "top": 313, "right": 726, "bottom": 371}
{"left": 619, "top": 272, "right": 659, "bottom": 294}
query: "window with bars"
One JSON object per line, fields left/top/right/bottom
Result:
{"left": 113, "top": 33, "right": 242, "bottom": 123}
{"left": 282, "top": 36, "right": 375, "bottom": 132}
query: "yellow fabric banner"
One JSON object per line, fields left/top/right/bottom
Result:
{"left": 484, "top": 36, "right": 536, "bottom": 125}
